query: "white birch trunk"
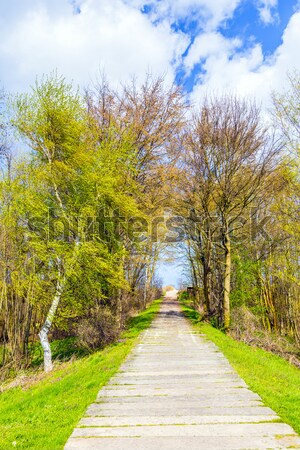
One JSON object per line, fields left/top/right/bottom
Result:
{"left": 39, "top": 276, "right": 65, "bottom": 372}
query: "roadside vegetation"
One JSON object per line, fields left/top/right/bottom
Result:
{"left": 0, "top": 67, "right": 299, "bottom": 407}
{"left": 0, "top": 74, "right": 178, "bottom": 378}
{"left": 180, "top": 296, "right": 300, "bottom": 436}
{"left": 0, "top": 298, "right": 161, "bottom": 450}
{"left": 176, "top": 71, "right": 300, "bottom": 360}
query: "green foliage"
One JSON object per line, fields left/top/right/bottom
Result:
{"left": 0, "top": 72, "right": 150, "bottom": 372}
{"left": 178, "top": 291, "right": 189, "bottom": 301}
{"left": 14, "top": 72, "right": 85, "bottom": 163}
{"left": 230, "top": 253, "right": 261, "bottom": 310}
{"left": 178, "top": 293, "right": 201, "bottom": 323}
{"left": 30, "top": 338, "right": 87, "bottom": 367}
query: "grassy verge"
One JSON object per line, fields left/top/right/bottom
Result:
{"left": 180, "top": 298, "right": 300, "bottom": 435}
{"left": 0, "top": 298, "right": 162, "bottom": 450}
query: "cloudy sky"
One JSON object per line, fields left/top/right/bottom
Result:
{"left": 1, "top": 0, "right": 299, "bottom": 285}
{"left": 1, "top": 0, "right": 300, "bottom": 101}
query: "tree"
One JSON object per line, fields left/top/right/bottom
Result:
{"left": 86, "top": 74, "right": 186, "bottom": 305}
{"left": 272, "top": 70, "right": 300, "bottom": 156}
{"left": 267, "top": 71, "right": 300, "bottom": 343}
{"left": 13, "top": 74, "right": 140, "bottom": 371}
{"left": 182, "top": 96, "right": 280, "bottom": 329}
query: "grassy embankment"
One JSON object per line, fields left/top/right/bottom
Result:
{"left": 0, "top": 298, "right": 162, "bottom": 450}
{"left": 180, "top": 297, "right": 300, "bottom": 435}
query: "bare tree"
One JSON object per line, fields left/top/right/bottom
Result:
{"left": 86, "top": 74, "right": 187, "bottom": 303}
{"left": 0, "top": 89, "right": 12, "bottom": 176}
{"left": 183, "top": 95, "right": 280, "bottom": 329}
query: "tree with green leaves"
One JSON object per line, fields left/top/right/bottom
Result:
{"left": 12, "top": 74, "right": 141, "bottom": 371}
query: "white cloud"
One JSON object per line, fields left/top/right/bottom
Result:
{"left": 184, "top": 32, "right": 242, "bottom": 75}
{"left": 0, "top": 0, "right": 188, "bottom": 92}
{"left": 189, "top": 10, "right": 300, "bottom": 111}
{"left": 126, "top": 0, "right": 243, "bottom": 29}
{"left": 126, "top": 0, "right": 280, "bottom": 29}
{"left": 0, "top": 0, "right": 298, "bottom": 116}
{"left": 256, "top": 0, "right": 278, "bottom": 24}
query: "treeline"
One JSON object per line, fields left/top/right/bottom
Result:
{"left": 0, "top": 71, "right": 299, "bottom": 377}
{"left": 0, "top": 74, "right": 184, "bottom": 376}
{"left": 178, "top": 73, "right": 300, "bottom": 359}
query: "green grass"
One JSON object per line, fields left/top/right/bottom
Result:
{"left": 181, "top": 298, "right": 300, "bottom": 435}
{"left": 0, "top": 298, "right": 162, "bottom": 450}
{"left": 1, "top": 338, "right": 87, "bottom": 372}
{"left": 30, "top": 337, "right": 89, "bottom": 368}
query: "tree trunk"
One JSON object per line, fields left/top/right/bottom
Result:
{"left": 189, "top": 255, "right": 199, "bottom": 309}
{"left": 223, "top": 228, "right": 231, "bottom": 331}
{"left": 143, "top": 264, "right": 149, "bottom": 308}
{"left": 203, "top": 226, "right": 212, "bottom": 314}
{"left": 203, "top": 264, "right": 211, "bottom": 314}
{"left": 39, "top": 276, "right": 65, "bottom": 372}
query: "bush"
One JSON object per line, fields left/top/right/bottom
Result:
{"left": 230, "top": 306, "right": 300, "bottom": 367}
{"left": 76, "top": 306, "right": 120, "bottom": 351}
{"left": 230, "top": 305, "right": 261, "bottom": 340}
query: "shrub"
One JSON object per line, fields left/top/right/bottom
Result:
{"left": 76, "top": 306, "right": 120, "bottom": 351}
{"left": 230, "top": 306, "right": 300, "bottom": 367}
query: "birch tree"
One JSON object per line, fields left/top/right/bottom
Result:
{"left": 13, "top": 74, "right": 140, "bottom": 371}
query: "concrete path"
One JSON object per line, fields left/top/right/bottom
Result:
{"left": 65, "top": 293, "right": 300, "bottom": 449}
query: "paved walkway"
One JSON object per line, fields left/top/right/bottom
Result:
{"left": 65, "top": 293, "right": 300, "bottom": 449}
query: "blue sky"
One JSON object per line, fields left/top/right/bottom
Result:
{"left": 1, "top": 0, "right": 299, "bottom": 100}
{"left": 177, "top": 0, "right": 298, "bottom": 92}
{"left": 0, "top": 0, "right": 299, "bottom": 286}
